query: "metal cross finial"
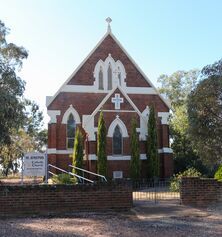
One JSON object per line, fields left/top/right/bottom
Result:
{"left": 106, "top": 17, "right": 112, "bottom": 33}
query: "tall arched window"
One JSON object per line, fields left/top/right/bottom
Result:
{"left": 67, "top": 114, "right": 76, "bottom": 149}
{"left": 98, "top": 66, "right": 104, "bottom": 90}
{"left": 107, "top": 63, "right": 112, "bottom": 90}
{"left": 118, "top": 67, "right": 121, "bottom": 86}
{"left": 113, "top": 125, "right": 122, "bottom": 155}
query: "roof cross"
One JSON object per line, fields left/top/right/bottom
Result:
{"left": 106, "top": 17, "right": 112, "bottom": 33}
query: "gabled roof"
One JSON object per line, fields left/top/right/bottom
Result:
{"left": 47, "top": 29, "right": 170, "bottom": 109}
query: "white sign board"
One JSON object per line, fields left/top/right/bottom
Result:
{"left": 23, "top": 152, "right": 46, "bottom": 177}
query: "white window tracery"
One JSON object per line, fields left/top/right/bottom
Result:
{"left": 93, "top": 54, "right": 126, "bottom": 90}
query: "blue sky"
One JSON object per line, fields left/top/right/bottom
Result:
{"left": 1, "top": 0, "right": 222, "bottom": 127}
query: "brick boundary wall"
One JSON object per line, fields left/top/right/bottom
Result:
{"left": 0, "top": 182, "right": 132, "bottom": 217}
{"left": 181, "top": 177, "right": 222, "bottom": 207}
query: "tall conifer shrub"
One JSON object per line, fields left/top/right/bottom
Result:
{"left": 130, "top": 117, "right": 141, "bottom": 180}
{"left": 147, "top": 105, "right": 159, "bottom": 178}
{"left": 72, "top": 128, "right": 84, "bottom": 176}
{"left": 97, "top": 111, "right": 107, "bottom": 176}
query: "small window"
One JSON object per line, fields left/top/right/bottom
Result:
{"left": 113, "top": 125, "right": 122, "bottom": 155}
{"left": 98, "top": 66, "right": 104, "bottom": 90}
{"left": 67, "top": 114, "right": 75, "bottom": 149}
{"left": 107, "top": 63, "right": 112, "bottom": 90}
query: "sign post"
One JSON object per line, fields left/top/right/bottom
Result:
{"left": 22, "top": 153, "right": 46, "bottom": 183}
{"left": 21, "top": 156, "right": 24, "bottom": 185}
{"left": 45, "top": 151, "right": 48, "bottom": 184}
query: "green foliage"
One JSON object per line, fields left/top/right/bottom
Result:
{"left": 0, "top": 61, "right": 26, "bottom": 145}
{"left": 170, "top": 167, "right": 202, "bottom": 192}
{"left": 0, "top": 20, "right": 46, "bottom": 176}
{"left": 157, "top": 69, "right": 211, "bottom": 175}
{"left": 0, "top": 129, "right": 36, "bottom": 176}
{"left": 0, "top": 20, "right": 28, "bottom": 70}
{"left": 130, "top": 118, "right": 140, "bottom": 180}
{"left": 52, "top": 173, "right": 76, "bottom": 185}
{"left": 171, "top": 105, "right": 209, "bottom": 175}
{"left": 201, "top": 58, "right": 222, "bottom": 78}
{"left": 147, "top": 105, "right": 159, "bottom": 178}
{"left": 158, "top": 69, "right": 199, "bottom": 109}
{"left": 188, "top": 75, "right": 222, "bottom": 166}
{"left": 97, "top": 111, "right": 107, "bottom": 177}
{"left": 72, "top": 128, "right": 84, "bottom": 176}
{"left": 214, "top": 165, "right": 222, "bottom": 181}
{"left": 0, "top": 20, "right": 28, "bottom": 146}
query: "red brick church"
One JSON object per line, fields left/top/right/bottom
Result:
{"left": 46, "top": 19, "right": 173, "bottom": 179}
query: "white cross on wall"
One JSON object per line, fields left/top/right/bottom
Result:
{"left": 111, "top": 94, "right": 124, "bottom": 110}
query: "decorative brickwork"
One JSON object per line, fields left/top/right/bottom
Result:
{"left": 181, "top": 177, "right": 222, "bottom": 207}
{"left": 0, "top": 182, "right": 132, "bottom": 217}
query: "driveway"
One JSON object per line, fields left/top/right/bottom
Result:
{"left": 0, "top": 202, "right": 221, "bottom": 237}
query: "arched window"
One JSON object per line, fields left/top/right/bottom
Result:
{"left": 118, "top": 67, "right": 121, "bottom": 86}
{"left": 113, "top": 125, "right": 122, "bottom": 155}
{"left": 98, "top": 66, "right": 104, "bottom": 90}
{"left": 107, "top": 63, "right": 112, "bottom": 90}
{"left": 67, "top": 114, "right": 76, "bottom": 149}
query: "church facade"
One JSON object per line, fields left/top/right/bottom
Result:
{"left": 46, "top": 23, "right": 173, "bottom": 179}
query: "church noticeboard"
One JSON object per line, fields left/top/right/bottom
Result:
{"left": 23, "top": 152, "right": 46, "bottom": 177}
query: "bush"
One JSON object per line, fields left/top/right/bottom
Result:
{"left": 214, "top": 165, "right": 222, "bottom": 181}
{"left": 170, "top": 167, "right": 202, "bottom": 192}
{"left": 52, "top": 173, "right": 76, "bottom": 184}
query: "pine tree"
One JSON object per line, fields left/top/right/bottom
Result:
{"left": 72, "top": 128, "right": 84, "bottom": 176}
{"left": 130, "top": 117, "right": 141, "bottom": 180}
{"left": 147, "top": 105, "right": 159, "bottom": 178}
{"left": 97, "top": 111, "right": 107, "bottom": 177}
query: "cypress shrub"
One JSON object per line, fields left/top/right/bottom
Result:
{"left": 72, "top": 128, "right": 84, "bottom": 176}
{"left": 147, "top": 105, "right": 159, "bottom": 178}
{"left": 97, "top": 111, "right": 107, "bottom": 177}
{"left": 130, "top": 117, "right": 141, "bottom": 180}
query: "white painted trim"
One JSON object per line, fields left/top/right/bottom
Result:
{"left": 56, "top": 85, "right": 158, "bottom": 95}
{"left": 99, "top": 109, "right": 136, "bottom": 113}
{"left": 126, "top": 87, "right": 157, "bottom": 94}
{"left": 107, "top": 156, "right": 131, "bottom": 160}
{"left": 82, "top": 115, "right": 96, "bottom": 141}
{"left": 88, "top": 154, "right": 147, "bottom": 161}
{"left": 83, "top": 85, "right": 146, "bottom": 141}
{"left": 158, "top": 147, "right": 173, "bottom": 153}
{"left": 47, "top": 110, "right": 61, "bottom": 124}
{"left": 47, "top": 148, "right": 173, "bottom": 155}
{"left": 47, "top": 148, "right": 173, "bottom": 156}
{"left": 86, "top": 85, "right": 143, "bottom": 123}
{"left": 61, "top": 105, "right": 81, "bottom": 124}
{"left": 139, "top": 106, "right": 149, "bottom": 140}
{"left": 88, "top": 154, "right": 97, "bottom": 160}
{"left": 47, "top": 148, "right": 57, "bottom": 154}
{"left": 93, "top": 59, "right": 105, "bottom": 89}
{"left": 107, "top": 116, "right": 129, "bottom": 137}
{"left": 46, "top": 96, "right": 53, "bottom": 107}
{"left": 93, "top": 54, "right": 126, "bottom": 90}
{"left": 47, "top": 149, "right": 73, "bottom": 155}
{"left": 46, "top": 31, "right": 170, "bottom": 109}
{"left": 158, "top": 112, "right": 170, "bottom": 125}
